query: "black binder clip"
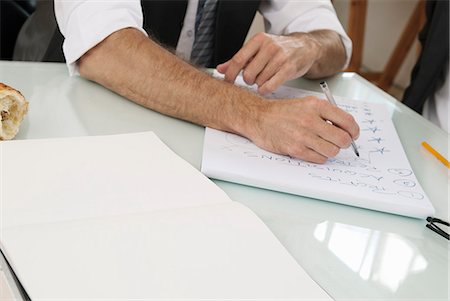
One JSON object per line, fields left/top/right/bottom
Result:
{"left": 426, "top": 217, "right": 449, "bottom": 240}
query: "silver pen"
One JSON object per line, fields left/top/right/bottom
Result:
{"left": 319, "top": 81, "right": 360, "bottom": 157}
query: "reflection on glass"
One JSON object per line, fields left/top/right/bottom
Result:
{"left": 342, "top": 73, "right": 355, "bottom": 78}
{"left": 313, "top": 221, "right": 328, "bottom": 242}
{"left": 314, "top": 222, "right": 428, "bottom": 292}
{"left": 328, "top": 223, "right": 372, "bottom": 273}
{"left": 377, "top": 235, "right": 414, "bottom": 291}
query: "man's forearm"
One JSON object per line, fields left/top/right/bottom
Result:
{"left": 301, "top": 30, "right": 347, "bottom": 79}
{"left": 78, "top": 28, "right": 359, "bottom": 164}
{"left": 78, "top": 28, "right": 263, "bottom": 136}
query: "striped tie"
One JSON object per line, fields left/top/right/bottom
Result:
{"left": 191, "top": 0, "right": 218, "bottom": 67}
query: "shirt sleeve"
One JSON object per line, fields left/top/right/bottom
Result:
{"left": 259, "top": 0, "right": 352, "bottom": 68}
{"left": 55, "top": 0, "right": 147, "bottom": 75}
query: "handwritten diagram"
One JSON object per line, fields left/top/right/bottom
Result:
{"left": 202, "top": 77, "right": 434, "bottom": 218}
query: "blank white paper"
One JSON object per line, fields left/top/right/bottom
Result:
{"left": 2, "top": 132, "right": 230, "bottom": 228}
{"left": 1, "top": 131, "right": 331, "bottom": 300}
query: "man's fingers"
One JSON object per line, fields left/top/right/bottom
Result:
{"left": 223, "top": 36, "right": 263, "bottom": 83}
{"left": 288, "top": 144, "right": 328, "bottom": 164}
{"left": 313, "top": 119, "right": 355, "bottom": 149}
{"left": 256, "top": 49, "right": 299, "bottom": 94}
{"left": 246, "top": 97, "right": 361, "bottom": 163}
{"left": 253, "top": 54, "right": 284, "bottom": 91}
{"left": 242, "top": 43, "right": 279, "bottom": 85}
{"left": 307, "top": 131, "right": 342, "bottom": 158}
{"left": 258, "top": 65, "right": 292, "bottom": 94}
{"left": 216, "top": 61, "right": 230, "bottom": 74}
{"left": 290, "top": 116, "right": 344, "bottom": 158}
{"left": 319, "top": 102, "right": 360, "bottom": 140}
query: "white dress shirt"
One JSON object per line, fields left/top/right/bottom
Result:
{"left": 55, "top": 0, "right": 352, "bottom": 76}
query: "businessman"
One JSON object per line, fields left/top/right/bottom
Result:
{"left": 15, "top": 0, "right": 359, "bottom": 163}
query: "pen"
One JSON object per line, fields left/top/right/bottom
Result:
{"left": 319, "top": 81, "right": 359, "bottom": 157}
{"left": 421, "top": 141, "right": 450, "bottom": 169}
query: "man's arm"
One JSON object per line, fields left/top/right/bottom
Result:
{"left": 79, "top": 28, "right": 359, "bottom": 163}
{"left": 217, "top": 30, "right": 347, "bottom": 94}
{"left": 304, "top": 30, "right": 347, "bottom": 77}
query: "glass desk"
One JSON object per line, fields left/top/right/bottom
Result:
{"left": 1, "top": 61, "right": 448, "bottom": 300}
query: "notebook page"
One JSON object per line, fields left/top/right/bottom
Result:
{"left": 1, "top": 131, "right": 331, "bottom": 300}
{"left": 2, "top": 202, "right": 331, "bottom": 299}
{"left": 202, "top": 78, "right": 434, "bottom": 219}
{"left": 1, "top": 132, "right": 231, "bottom": 228}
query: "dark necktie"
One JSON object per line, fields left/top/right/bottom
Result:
{"left": 191, "top": 0, "right": 218, "bottom": 67}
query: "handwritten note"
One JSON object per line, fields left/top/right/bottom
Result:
{"left": 201, "top": 78, "right": 434, "bottom": 219}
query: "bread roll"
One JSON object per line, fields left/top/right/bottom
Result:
{"left": 0, "top": 83, "right": 29, "bottom": 140}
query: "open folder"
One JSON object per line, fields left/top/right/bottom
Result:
{"left": 0, "top": 132, "right": 331, "bottom": 299}
{"left": 202, "top": 79, "right": 435, "bottom": 219}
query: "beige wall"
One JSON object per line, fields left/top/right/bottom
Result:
{"left": 246, "top": 0, "right": 420, "bottom": 89}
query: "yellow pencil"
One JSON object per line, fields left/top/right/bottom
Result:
{"left": 422, "top": 141, "right": 450, "bottom": 169}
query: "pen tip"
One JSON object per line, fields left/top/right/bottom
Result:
{"left": 356, "top": 150, "right": 360, "bottom": 157}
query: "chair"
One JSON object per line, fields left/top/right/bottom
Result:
{"left": 0, "top": 0, "right": 36, "bottom": 60}
{"left": 344, "top": 0, "right": 426, "bottom": 92}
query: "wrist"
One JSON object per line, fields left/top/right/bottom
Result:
{"left": 287, "top": 32, "right": 323, "bottom": 77}
{"left": 301, "top": 30, "right": 347, "bottom": 78}
{"left": 304, "top": 33, "right": 323, "bottom": 68}
{"left": 218, "top": 85, "right": 270, "bottom": 140}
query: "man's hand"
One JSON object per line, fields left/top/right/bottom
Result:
{"left": 217, "top": 30, "right": 346, "bottom": 94}
{"left": 244, "top": 95, "right": 359, "bottom": 164}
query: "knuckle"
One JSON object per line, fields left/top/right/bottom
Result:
{"left": 299, "top": 114, "right": 314, "bottom": 127}
{"left": 231, "top": 55, "right": 245, "bottom": 67}
{"left": 303, "top": 96, "right": 322, "bottom": 108}
{"left": 275, "top": 54, "right": 288, "bottom": 66}
{"left": 266, "top": 43, "right": 280, "bottom": 54}
{"left": 254, "top": 32, "right": 268, "bottom": 42}
{"left": 317, "top": 97, "right": 329, "bottom": 107}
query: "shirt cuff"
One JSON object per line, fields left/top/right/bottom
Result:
{"left": 61, "top": 4, "right": 147, "bottom": 76}
{"left": 261, "top": 1, "right": 353, "bottom": 70}
{"left": 283, "top": 10, "right": 352, "bottom": 69}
